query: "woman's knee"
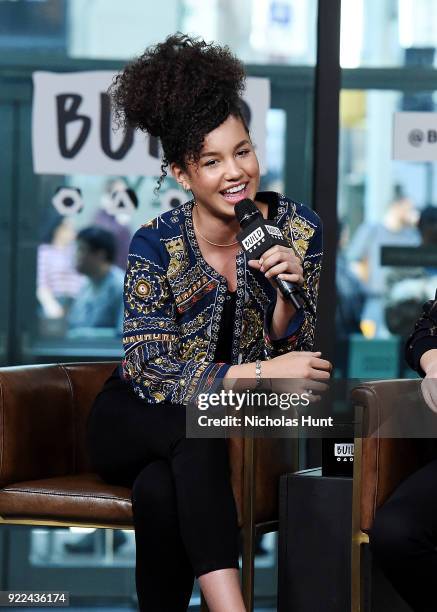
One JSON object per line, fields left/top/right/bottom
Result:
{"left": 131, "top": 460, "right": 176, "bottom": 519}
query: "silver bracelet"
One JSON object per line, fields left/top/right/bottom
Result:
{"left": 255, "top": 359, "right": 262, "bottom": 387}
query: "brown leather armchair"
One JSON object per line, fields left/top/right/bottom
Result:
{"left": 0, "top": 362, "right": 297, "bottom": 611}
{"left": 350, "top": 378, "right": 434, "bottom": 612}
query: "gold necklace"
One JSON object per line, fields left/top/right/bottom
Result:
{"left": 192, "top": 206, "right": 239, "bottom": 248}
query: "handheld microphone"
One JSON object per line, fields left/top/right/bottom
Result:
{"left": 235, "top": 198, "right": 303, "bottom": 311}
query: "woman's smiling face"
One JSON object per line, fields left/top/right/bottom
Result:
{"left": 173, "top": 114, "right": 260, "bottom": 220}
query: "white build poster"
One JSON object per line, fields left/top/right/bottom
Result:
{"left": 32, "top": 71, "right": 270, "bottom": 176}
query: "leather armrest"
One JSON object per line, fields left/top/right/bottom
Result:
{"left": 352, "top": 379, "right": 427, "bottom": 532}
{"left": 0, "top": 362, "right": 117, "bottom": 486}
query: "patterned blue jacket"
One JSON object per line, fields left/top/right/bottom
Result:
{"left": 121, "top": 192, "right": 323, "bottom": 404}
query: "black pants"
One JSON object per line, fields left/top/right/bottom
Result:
{"left": 86, "top": 374, "right": 239, "bottom": 612}
{"left": 370, "top": 457, "right": 437, "bottom": 612}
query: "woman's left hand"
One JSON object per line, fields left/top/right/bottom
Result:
{"left": 248, "top": 245, "right": 304, "bottom": 299}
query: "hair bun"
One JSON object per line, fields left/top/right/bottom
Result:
{"left": 111, "top": 33, "right": 245, "bottom": 138}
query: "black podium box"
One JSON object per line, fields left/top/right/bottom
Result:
{"left": 278, "top": 469, "right": 352, "bottom": 612}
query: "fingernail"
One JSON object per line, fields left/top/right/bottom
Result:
{"left": 278, "top": 274, "right": 283, "bottom": 279}
{"left": 259, "top": 258, "right": 263, "bottom": 264}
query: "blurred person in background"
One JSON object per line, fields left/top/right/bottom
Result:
{"left": 347, "top": 185, "right": 420, "bottom": 337}
{"left": 94, "top": 177, "right": 133, "bottom": 271}
{"left": 335, "top": 219, "right": 366, "bottom": 375}
{"left": 68, "top": 226, "right": 124, "bottom": 337}
{"left": 385, "top": 206, "right": 437, "bottom": 341}
{"left": 37, "top": 212, "right": 84, "bottom": 335}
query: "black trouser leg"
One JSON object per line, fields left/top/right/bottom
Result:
{"left": 131, "top": 459, "right": 194, "bottom": 612}
{"left": 170, "top": 436, "right": 240, "bottom": 577}
{"left": 370, "top": 458, "right": 437, "bottom": 612}
{"left": 86, "top": 379, "right": 239, "bottom": 610}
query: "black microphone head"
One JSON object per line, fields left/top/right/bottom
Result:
{"left": 235, "top": 198, "right": 262, "bottom": 228}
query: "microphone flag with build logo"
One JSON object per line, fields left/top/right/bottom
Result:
{"left": 235, "top": 198, "right": 304, "bottom": 312}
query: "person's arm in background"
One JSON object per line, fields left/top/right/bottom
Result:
{"left": 406, "top": 291, "right": 437, "bottom": 410}
{"left": 347, "top": 222, "right": 372, "bottom": 284}
{"left": 36, "top": 246, "right": 64, "bottom": 319}
{"left": 406, "top": 291, "right": 437, "bottom": 376}
{"left": 420, "top": 349, "right": 437, "bottom": 377}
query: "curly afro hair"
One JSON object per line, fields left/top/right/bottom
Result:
{"left": 110, "top": 33, "right": 248, "bottom": 188}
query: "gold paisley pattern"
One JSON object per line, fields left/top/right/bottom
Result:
{"left": 165, "top": 237, "right": 188, "bottom": 279}
{"left": 125, "top": 259, "right": 169, "bottom": 315}
{"left": 293, "top": 238, "right": 308, "bottom": 259}
{"left": 169, "top": 263, "right": 217, "bottom": 312}
{"left": 293, "top": 215, "right": 316, "bottom": 241}
{"left": 141, "top": 219, "right": 157, "bottom": 229}
{"left": 179, "top": 336, "right": 209, "bottom": 361}
{"left": 241, "top": 309, "right": 263, "bottom": 350}
{"left": 179, "top": 306, "right": 213, "bottom": 336}
{"left": 289, "top": 215, "right": 316, "bottom": 261}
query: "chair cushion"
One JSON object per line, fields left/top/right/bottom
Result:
{"left": 0, "top": 473, "right": 133, "bottom": 527}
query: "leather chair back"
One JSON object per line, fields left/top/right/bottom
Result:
{"left": 0, "top": 362, "right": 116, "bottom": 487}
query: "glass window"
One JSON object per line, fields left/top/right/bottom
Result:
{"left": 69, "top": 0, "right": 317, "bottom": 64}
{"left": 0, "top": 0, "right": 67, "bottom": 52}
{"left": 336, "top": 88, "right": 437, "bottom": 377}
{"left": 0, "top": 0, "right": 317, "bottom": 65}
{"left": 2, "top": 525, "right": 278, "bottom": 607}
{"left": 32, "top": 174, "right": 181, "bottom": 355}
{"left": 341, "top": 0, "right": 437, "bottom": 68}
